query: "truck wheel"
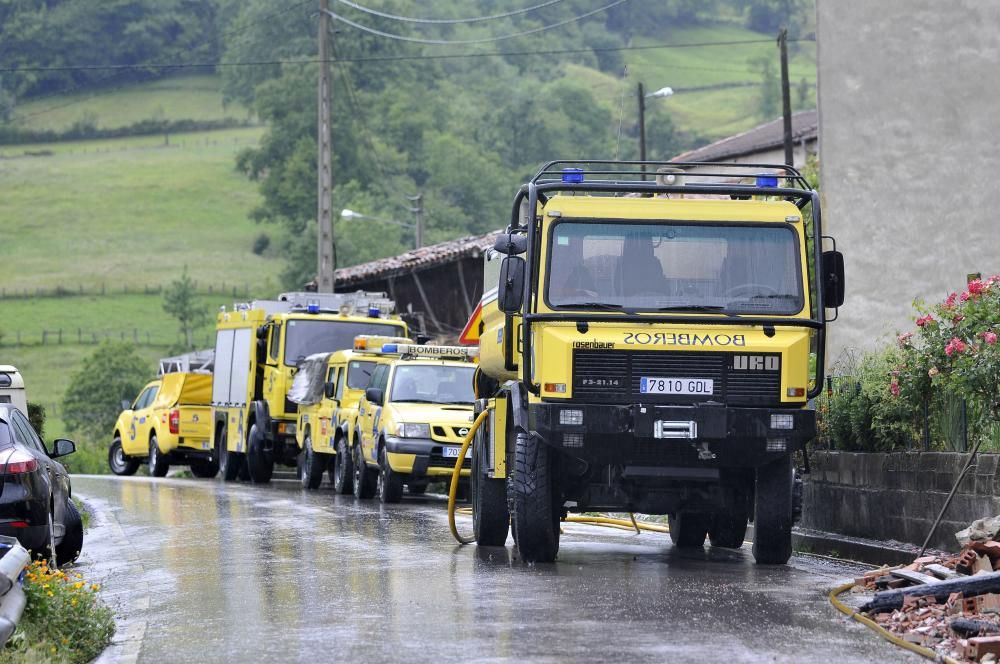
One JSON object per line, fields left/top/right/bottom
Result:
{"left": 108, "top": 437, "right": 139, "bottom": 476}
{"left": 55, "top": 499, "right": 83, "bottom": 567}
{"left": 190, "top": 459, "right": 219, "bottom": 479}
{"left": 377, "top": 446, "right": 404, "bottom": 503}
{"left": 333, "top": 437, "right": 354, "bottom": 494}
{"left": 668, "top": 512, "right": 711, "bottom": 548}
{"left": 148, "top": 434, "right": 170, "bottom": 477}
{"left": 472, "top": 425, "right": 509, "bottom": 546}
{"left": 301, "top": 436, "right": 327, "bottom": 490}
{"left": 752, "top": 455, "right": 794, "bottom": 565}
{"left": 709, "top": 512, "right": 749, "bottom": 549}
{"left": 246, "top": 423, "right": 273, "bottom": 484}
{"left": 219, "top": 433, "right": 244, "bottom": 483}
{"left": 352, "top": 442, "right": 376, "bottom": 500}
{"left": 511, "top": 432, "right": 560, "bottom": 562}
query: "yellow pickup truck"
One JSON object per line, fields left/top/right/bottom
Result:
{"left": 109, "top": 372, "right": 215, "bottom": 478}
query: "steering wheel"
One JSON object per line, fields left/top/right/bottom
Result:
{"left": 723, "top": 283, "right": 780, "bottom": 298}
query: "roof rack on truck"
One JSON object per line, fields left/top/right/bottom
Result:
{"left": 231, "top": 290, "right": 396, "bottom": 318}
{"left": 158, "top": 350, "right": 214, "bottom": 376}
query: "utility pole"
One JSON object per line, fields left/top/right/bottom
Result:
{"left": 778, "top": 28, "right": 794, "bottom": 167}
{"left": 637, "top": 82, "right": 647, "bottom": 180}
{"left": 408, "top": 193, "right": 424, "bottom": 249}
{"left": 317, "top": 0, "right": 335, "bottom": 292}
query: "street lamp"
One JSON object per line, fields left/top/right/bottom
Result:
{"left": 340, "top": 208, "right": 423, "bottom": 249}
{"left": 638, "top": 83, "right": 675, "bottom": 179}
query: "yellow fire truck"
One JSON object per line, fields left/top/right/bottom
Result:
{"left": 212, "top": 291, "right": 407, "bottom": 483}
{"left": 468, "top": 161, "right": 845, "bottom": 563}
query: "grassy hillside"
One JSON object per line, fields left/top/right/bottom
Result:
{"left": 12, "top": 75, "right": 251, "bottom": 132}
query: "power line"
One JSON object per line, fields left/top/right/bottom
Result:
{"left": 221, "top": 0, "right": 313, "bottom": 42}
{"left": 1, "top": 37, "right": 814, "bottom": 74}
{"left": 332, "top": 0, "right": 568, "bottom": 24}
{"left": 323, "top": 0, "right": 629, "bottom": 46}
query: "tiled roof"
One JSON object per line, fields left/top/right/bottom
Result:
{"left": 335, "top": 229, "right": 501, "bottom": 286}
{"left": 672, "top": 109, "right": 818, "bottom": 163}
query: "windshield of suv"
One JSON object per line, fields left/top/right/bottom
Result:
{"left": 546, "top": 221, "right": 803, "bottom": 315}
{"left": 390, "top": 365, "right": 476, "bottom": 405}
{"left": 284, "top": 320, "right": 405, "bottom": 367}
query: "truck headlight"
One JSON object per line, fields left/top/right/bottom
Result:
{"left": 770, "top": 414, "right": 794, "bottom": 430}
{"left": 396, "top": 423, "right": 431, "bottom": 439}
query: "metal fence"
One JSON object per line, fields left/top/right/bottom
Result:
{"left": 0, "top": 282, "right": 252, "bottom": 301}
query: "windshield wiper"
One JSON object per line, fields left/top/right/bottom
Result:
{"left": 392, "top": 398, "right": 437, "bottom": 404}
{"left": 558, "top": 302, "right": 633, "bottom": 313}
{"left": 655, "top": 305, "right": 738, "bottom": 318}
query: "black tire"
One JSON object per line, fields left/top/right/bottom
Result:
{"left": 246, "top": 423, "right": 273, "bottom": 484}
{"left": 352, "top": 441, "right": 376, "bottom": 500}
{"left": 709, "top": 511, "right": 749, "bottom": 549}
{"left": 56, "top": 499, "right": 83, "bottom": 567}
{"left": 511, "top": 432, "right": 560, "bottom": 562}
{"left": 377, "top": 446, "right": 404, "bottom": 503}
{"left": 108, "top": 437, "right": 139, "bottom": 476}
{"left": 190, "top": 459, "right": 219, "bottom": 479}
{"left": 333, "top": 436, "right": 354, "bottom": 495}
{"left": 219, "top": 431, "right": 244, "bottom": 482}
{"left": 301, "top": 435, "right": 327, "bottom": 490}
{"left": 472, "top": 423, "right": 509, "bottom": 546}
{"left": 148, "top": 434, "right": 170, "bottom": 477}
{"left": 753, "top": 456, "right": 794, "bottom": 565}
{"left": 668, "top": 512, "right": 711, "bottom": 548}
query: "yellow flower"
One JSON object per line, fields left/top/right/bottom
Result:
{"left": 73, "top": 581, "right": 85, "bottom": 590}
{"left": 90, "top": 583, "right": 100, "bottom": 591}
{"left": 70, "top": 599, "right": 78, "bottom": 607}
{"left": 46, "top": 591, "right": 54, "bottom": 597}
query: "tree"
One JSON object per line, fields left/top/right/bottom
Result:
{"left": 62, "top": 341, "right": 150, "bottom": 442}
{"left": 749, "top": 55, "right": 779, "bottom": 121}
{"left": 163, "top": 267, "right": 209, "bottom": 349}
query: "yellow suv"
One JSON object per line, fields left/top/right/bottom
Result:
{"left": 353, "top": 343, "right": 477, "bottom": 503}
{"left": 293, "top": 336, "right": 409, "bottom": 492}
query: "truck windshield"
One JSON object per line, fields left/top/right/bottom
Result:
{"left": 390, "top": 365, "right": 476, "bottom": 405}
{"left": 546, "top": 221, "right": 803, "bottom": 315}
{"left": 284, "top": 320, "right": 405, "bottom": 367}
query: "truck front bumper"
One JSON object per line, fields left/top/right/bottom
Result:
{"left": 384, "top": 436, "right": 471, "bottom": 478}
{"left": 528, "top": 402, "right": 815, "bottom": 467}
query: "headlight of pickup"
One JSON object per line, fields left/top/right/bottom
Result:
{"left": 395, "top": 423, "right": 431, "bottom": 439}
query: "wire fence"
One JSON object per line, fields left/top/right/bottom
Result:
{"left": 0, "top": 282, "right": 253, "bottom": 300}
{"left": 0, "top": 328, "right": 217, "bottom": 349}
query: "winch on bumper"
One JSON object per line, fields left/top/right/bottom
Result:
{"left": 384, "top": 436, "right": 471, "bottom": 478}
{"left": 528, "top": 402, "right": 815, "bottom": 467}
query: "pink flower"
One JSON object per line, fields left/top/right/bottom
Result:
{"left": 945, "top": 337, "right": 968, "bottom": 357}
{"left": 953, "top": 314, "right": 965, "bottom": 324}
{"left": 890, "top": 381, "right": 901, "bottom": 397}
{"left": 916, "top": 314, "right": 935, "bottom": 327}
{"left": 960, "top": 292, "right": 970, "bottom": 303}
{"left": 897, "top": 332, "right": 914, "bottom": 347}
{"left": 985, "top": 331, "right": 998, "bottom": 345}
{"left": 944, "top": 292, "right": 958, "bottom": 309}
{"left": 968, "top": 279, "right": 986, "bottom": 295}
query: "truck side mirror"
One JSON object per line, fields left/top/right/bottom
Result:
{"left": 324, "top": 382, "right": 336, "bottom": 399}
{"left": 365, "top": 387, "right": 384, "bottom": 406}
{"left": 497, "top": 256, "right": 526, "bottom": 314}
{"left": 121, "top": 399, "right": 131, "bottom": 411}
{"left": 493, "top": 233, "right": 527, "bottom": 256}
{"left": 50, "top": 438, "right": 76, "bottom": 458}
{"left": 822, "top": 250, "right": 845, "bottom": 308}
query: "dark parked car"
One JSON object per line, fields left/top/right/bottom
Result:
{"left": 0, "top": 406, "right": 81, "bottom": 565}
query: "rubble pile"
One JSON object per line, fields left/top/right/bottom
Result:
{"left": 852, "top": 517, "right": 1000, "bottom": 662}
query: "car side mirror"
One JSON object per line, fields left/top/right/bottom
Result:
{"left": 50, "top": 438, "right": 76, "bottom": 458}
{"left": 498, "top": 256, "right": 526, "bottom": 314}
{"left": 822, "top": 250, "right": 845, "bottom": 308}
{"left": 493, "top": 232, "right": 527, "bottom": 256}
{"left": 121, "top": 399, "right": 131, "bottom": 411}
{"left": 324, "top": 382, "right": 336, "bottom": 399}
{"left": 365, "top": 387, "right": 384, "bottom": 406}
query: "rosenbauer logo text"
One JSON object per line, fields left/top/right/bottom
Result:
{"left": 622, "top": 332, "right": 746, "bottom": 347}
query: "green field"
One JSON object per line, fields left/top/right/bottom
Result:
{"left": 12, "top": 75, "right": 251, "bottom": 131}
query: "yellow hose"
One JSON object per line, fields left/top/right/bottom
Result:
{"left": 448, "top": 409, "right": 490, "bottom": 545}
{"left": 828, "top": 581, "right": 961, "bottom": 664}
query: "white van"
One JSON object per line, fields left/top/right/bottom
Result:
{"left": 0, "top": 366, "right": 28, "bottom": 414}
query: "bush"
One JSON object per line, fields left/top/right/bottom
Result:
{"left": 252, "top": 232, "right": 270, "bottom": 255}
{"left": 26, "top": 403, "right": 45, "bottom": 440}
{"left": 0, "top": 561, "right": 114, "bottom": 663}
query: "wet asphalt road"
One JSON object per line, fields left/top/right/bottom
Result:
{"left": 72, "top": 475, "right": 916, "bottom": 663}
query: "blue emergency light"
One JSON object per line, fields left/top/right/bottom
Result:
{"left": 755, "top": 173, "right": 778, "bottom": 188}
{"left": 382, "top": 344, "right": 398, "bottom": 353}
{"left": 562, "top": 168, "right": 584, "bottom": 183}
{"left": 307, "top": 302, "right": 320, "bottom": 314}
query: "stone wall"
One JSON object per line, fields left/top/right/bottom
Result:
{"left": 802, "top": 451, "right": 1000, "bottom": 552}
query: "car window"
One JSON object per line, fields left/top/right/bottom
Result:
{"left": 370, "top": 365, "right": 389, "bottom": 392}
{"left": 336, "top": 365, "right": 347, "bottom": 400}
{"left": 0, "top": 421, "right": 12, "bottom": 447}
{"left": 140, "top": 386, "right": 159, "bottom": 409}
{"left": 10, "top": 411, "right": 44, "bottom": 454}
{"left": 133, "top": 386, "right": 152, "bottom": 410}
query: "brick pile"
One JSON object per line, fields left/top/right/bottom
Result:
{"left": 853, "top": 542, "right": 1000, "bottom": 662}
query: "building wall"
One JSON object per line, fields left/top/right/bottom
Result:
{"left": 817, "top": 0, "right": 1000, "bottom": 361}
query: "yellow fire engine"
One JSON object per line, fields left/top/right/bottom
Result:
{"left": 212, "top": 291, "right": 407, "bottom": 483}
{"left": 466, "top": 161, "right": 845, "bottom": 563}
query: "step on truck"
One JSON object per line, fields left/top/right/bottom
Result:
{"left": 212, "top": 291, "right": 407, "bottom": 483}
{"left": 469, "top": 161, "right": 845, "bottom": 564}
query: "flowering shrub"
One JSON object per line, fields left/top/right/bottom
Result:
{"left": 895, "top": 275, "right": 1000, "bottom": 422}
{"left": 0, "top": 560, "right": 114, "bottom": 664}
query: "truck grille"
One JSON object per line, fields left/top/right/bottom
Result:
{"left": 572, "top": 350, "right": 780, "bottom": 406}
{"left": 428, "top": 452, "right": 471, "bottom": 469}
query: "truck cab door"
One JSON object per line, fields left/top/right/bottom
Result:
{"left": 123, "top": 383, "right": 157, "bottom": 456}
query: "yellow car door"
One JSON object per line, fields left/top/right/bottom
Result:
{"left": 122, "top": 382, "right": 158, "bottom": 456}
